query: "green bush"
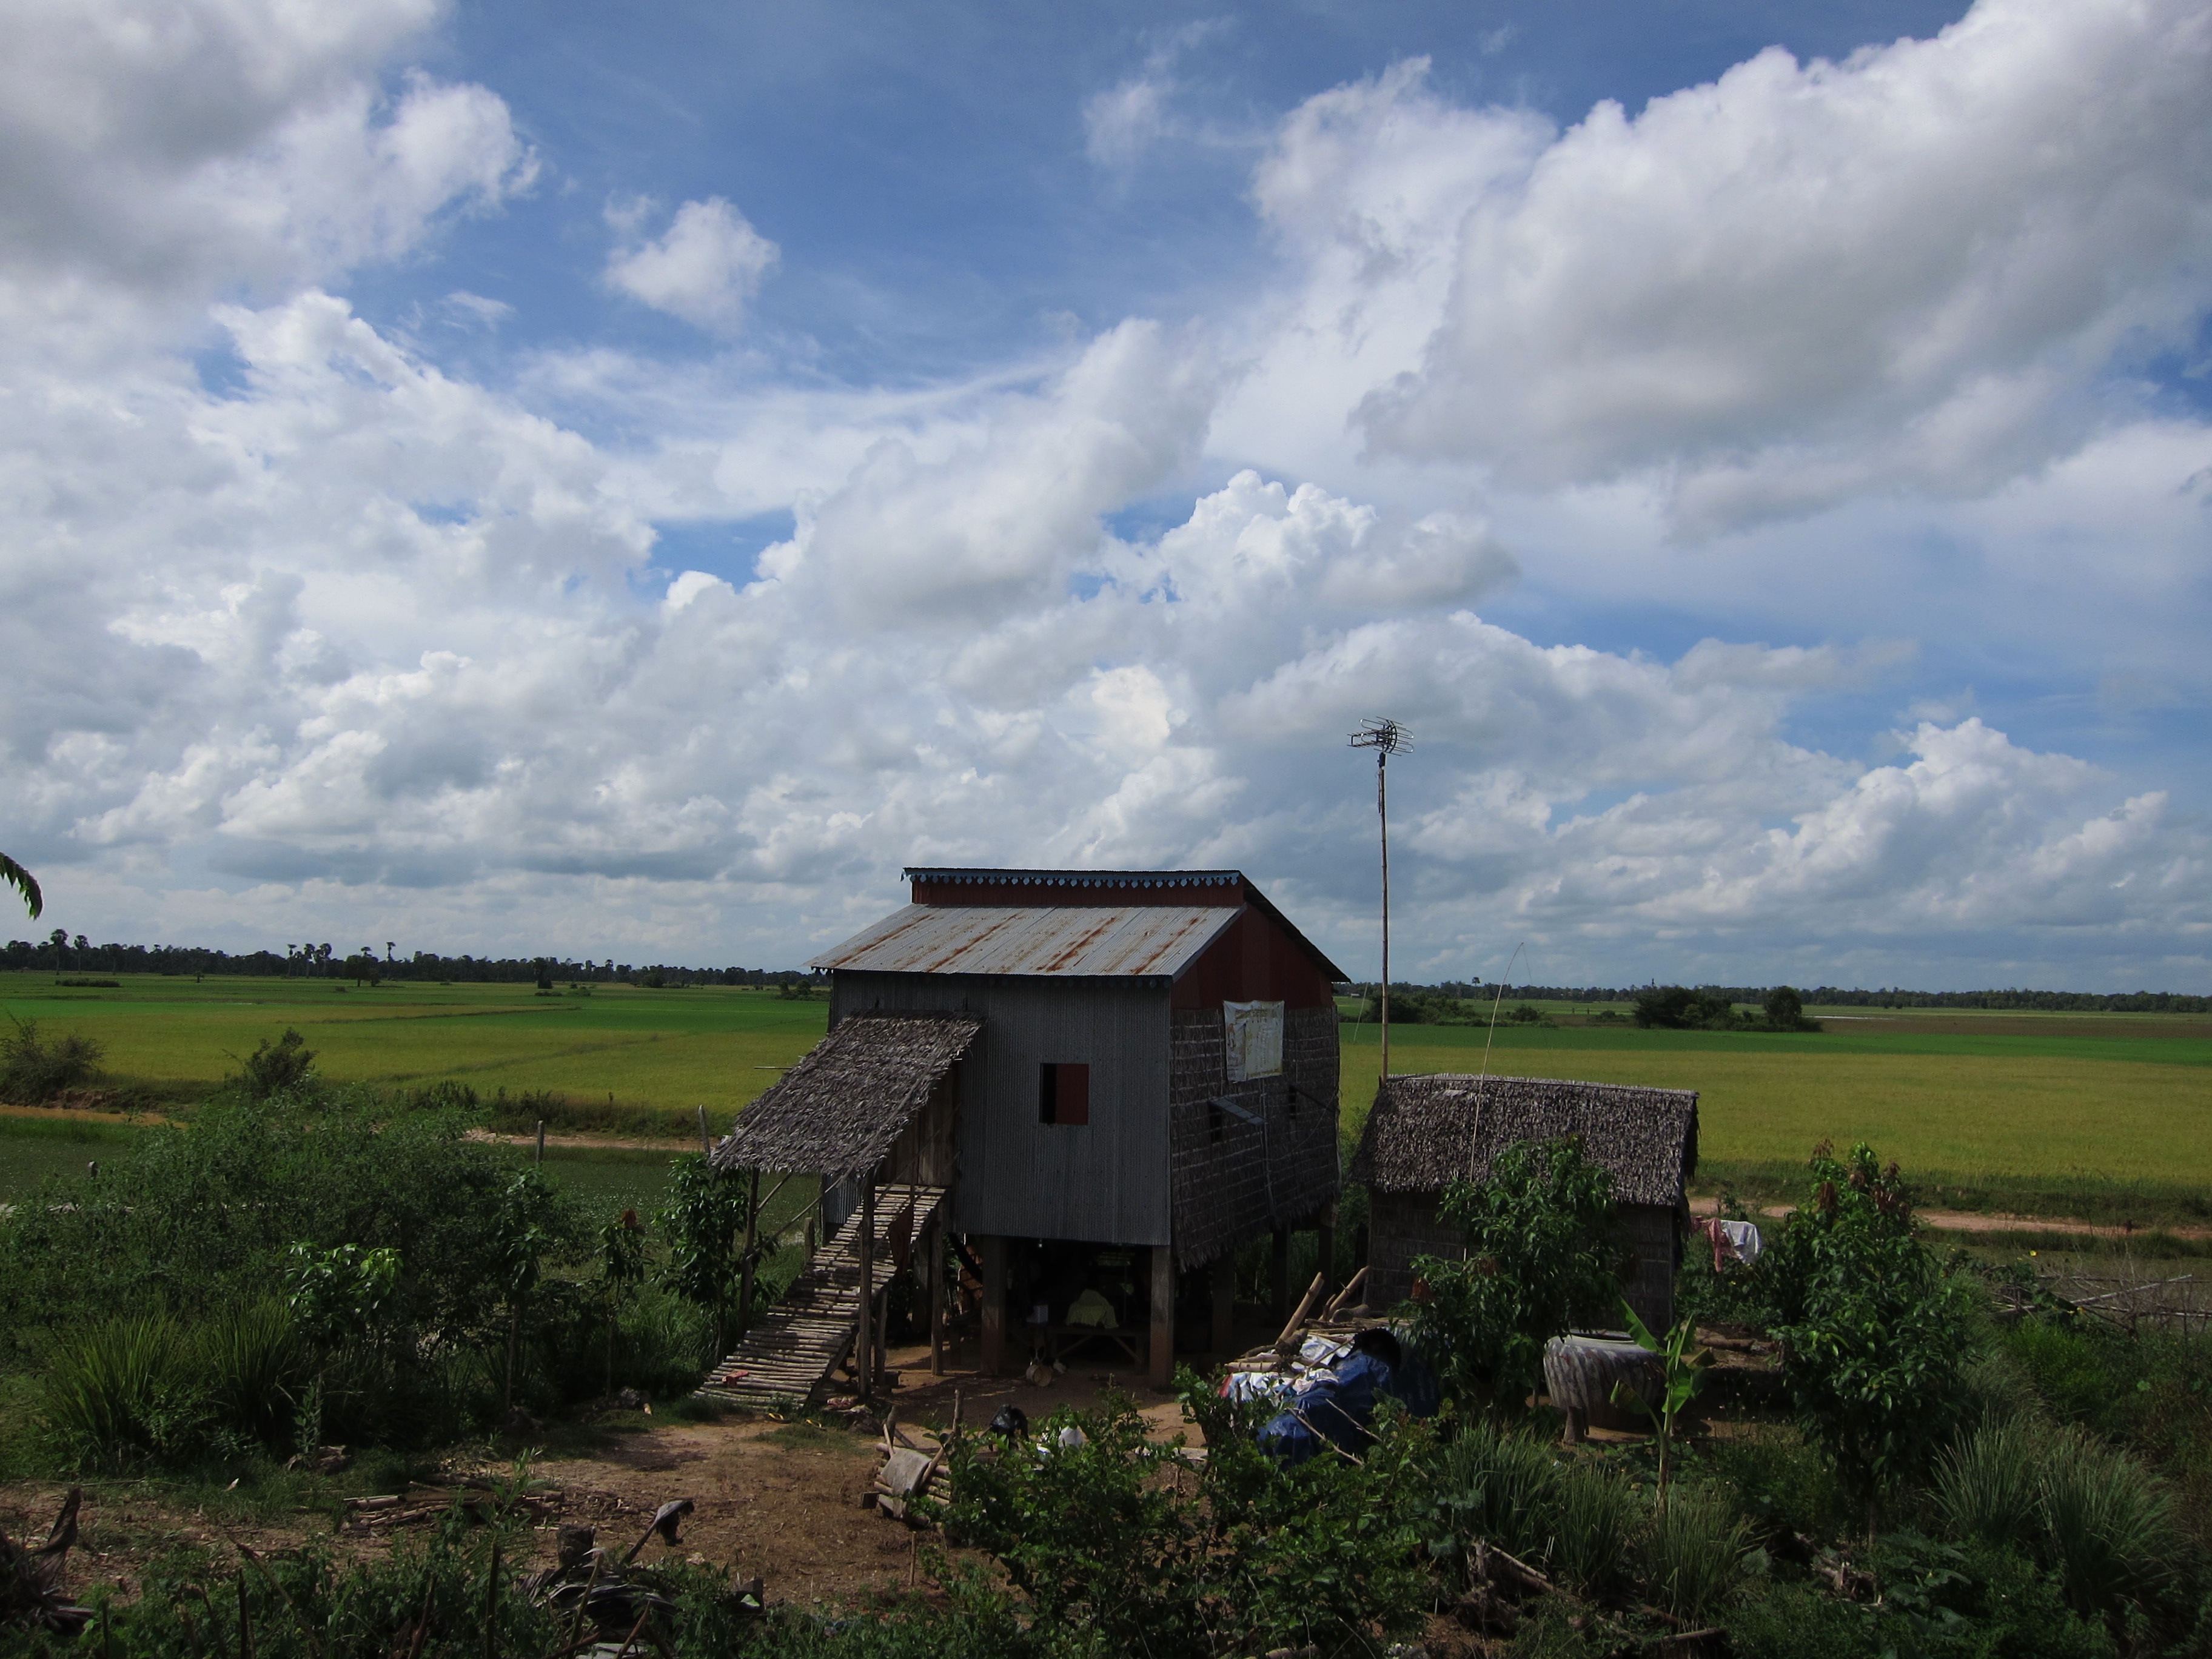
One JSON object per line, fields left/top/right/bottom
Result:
{"left": 1933, "top": 1416, "right": 2044, "bottom": 1554}
{"left": 0, "top": 1016, "right": 104, "bottom": 1101}
{"left": 1410, "top": 1135, "right": 1619, "bottom": 1417}
{"left": 1763, "top": 1144, "right": 1971, "bottom": 1528}
{"left": 234, "top": 1027, "right": 314, "bottom": 1099}
{"left": 2001, "top": 1317, "right": 2123, "bottom": 1431}
{"left": 1544, "top": 1458, "right": 1639, "bottom": 1597}
{"left": 939, "top": 1387, "right": 1429, "bottom": 1658}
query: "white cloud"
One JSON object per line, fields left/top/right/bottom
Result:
{"left": 1218, "top": 0, "right": 2212, "bottom": 534}
{"left": 605, "top": 197, "right": 779, "bottom": 335}
{"left": 0, "top": 0, "right": 531, "bottom": 357}
{"left": 0, "top": 0, "right": 2204, "bottom": 996}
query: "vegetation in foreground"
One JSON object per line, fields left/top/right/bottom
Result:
{"left": 5, "top": 1079, "right": 2208, "bottom": 1656}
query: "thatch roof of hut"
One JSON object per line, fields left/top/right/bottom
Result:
{"left": 1350, "top": 1073, "right": 1697, "bottom": 1208}
{"left": 711, "top": 1011, "right": 982, "bottom": 1178}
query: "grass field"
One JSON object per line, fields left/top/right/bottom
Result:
{"left": 4, "top": 972, "right": 2209, "bottom": 1207}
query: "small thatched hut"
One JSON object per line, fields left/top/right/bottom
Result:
{"left": 1349, "top": 1074, "right": 1699, "bottom": 1333}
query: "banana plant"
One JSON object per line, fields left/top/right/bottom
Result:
{"left": 1609, "top": 1298, "right": 1714, "bottom": 1507}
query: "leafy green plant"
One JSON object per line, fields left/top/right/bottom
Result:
{"left": 1410, "top": 1134, "right": 1620, "bottom": 1417}
{"left": 1424, "top": 1418, "right": 1562, "bottom": 1568}
{"left": 1, "top": 1016, "right": 104, "bottom": 1101}
{"left": 598, "top": 1205, "right": 648, "bottom": 1393}
{"left": 1764, "top": 1142, "right": 1970, "bottom": 1534}
{"left": 1934, "top": 1417, "right": 2044, "bottom": 1554}
{"left": 41, "top": 1315, "right": 212, "bottom": 1469}
{"left": 1608, "top": 1299, "right": 1712, "bottom": 1505}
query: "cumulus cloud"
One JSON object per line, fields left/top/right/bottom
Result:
{"left": 1219, "top": 0, "right": 2212, "bottom": 532}
{"left": 605, "top": 197, "right": 779, "bottom": 335}
{"left": 0, "top": 0, "right": 2202, "bottom": 993}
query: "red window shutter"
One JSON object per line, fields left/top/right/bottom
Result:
{"left": 1059, "top": 1063, "right": 1089, "bottom": 1126}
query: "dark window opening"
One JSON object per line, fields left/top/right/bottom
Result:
{"left": 1039, "top": 1062, "right": 1090, "bottom": 1127}
{"left": 1207, "top": 1102, "right": 1224, "bottom": 1144}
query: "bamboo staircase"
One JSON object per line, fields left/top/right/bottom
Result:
{"left": 695, "top": 1181, "right": 945, "bottom": 1412}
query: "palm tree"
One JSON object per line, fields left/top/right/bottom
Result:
{"left": 1, "top": 853, "right": 38, "bottom": 919}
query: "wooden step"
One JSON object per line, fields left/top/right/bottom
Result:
{"left": 697, "top": 1184, "right": 947, "bottom": 1410}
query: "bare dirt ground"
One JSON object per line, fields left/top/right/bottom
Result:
{"left": 0, "top": 1330, "right": 1217, "bottom": 1619}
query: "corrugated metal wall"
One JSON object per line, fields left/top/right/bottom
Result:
{"left": 833, "top": 971, "right": 1173, "bottom": 1245}
{"left": 1167, "top": 1004, "right": 1340, "bottom": 1269}
{"left": 1367, "top": 1192, "right": 1680, "bottom": 1333}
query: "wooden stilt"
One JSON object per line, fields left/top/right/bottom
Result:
{"left": 737, "top": 1168, "right": 760, "bottom": 1340}
{"left": 1270, "top": 1228, "right": 1291, "bottom": 1321}
{"left": 1317, "top": 1202, "right": 1337, "bottom": 1304}
{"left": 857, "top": 1182, "right": 875, "bottom": 1398}
{"left": 979, "top": 1235, "right": 1007, "bottom": 1376}
{"left": 928, "top": 1216, "right": 945, "bottom": 1376}
{"left": 1210, "top": 1252, "right": 1236, "bottom": 1358}
{"left": 1149, "top": 1243, "right": 1175, "bottom": 1390}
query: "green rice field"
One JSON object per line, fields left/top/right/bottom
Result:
{"left": 2, "top": 973, "right": 2208, "bottom": 1206}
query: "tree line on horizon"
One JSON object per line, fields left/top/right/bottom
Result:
{"left": 1, "top": 933, "right": 818, "bottom": 988}
{"left": 1345, "top": 978, "right": 2211, "bottom": 1014}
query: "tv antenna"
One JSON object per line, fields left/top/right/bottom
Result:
{"left": 1348, "top": 718, "right": 1410, "bottom": 1081}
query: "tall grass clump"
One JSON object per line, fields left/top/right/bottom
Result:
{"left": 1938, "top": 1419, "right": 2180, "bottom": 1625}
{"left": 41, "top": 1315, "right": 208, "bottom": 1469}
{"left": 1545, "top": 1459, "right": 1639, "bottom": 1596}
{"left": 1637, "top": 1487, "right": 1753, "bottom": 1622}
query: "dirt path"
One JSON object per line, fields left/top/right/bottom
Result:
{"left": 1690, "top": 1194, "right": 2211, "bottom": 1242}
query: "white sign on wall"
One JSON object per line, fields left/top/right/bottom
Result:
{"left": 1224, "top": 999, "right": 1284, "bottom": 1081}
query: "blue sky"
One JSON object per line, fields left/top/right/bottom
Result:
{"left": 0, "top": 0, "right": 2206, "bottom": 990}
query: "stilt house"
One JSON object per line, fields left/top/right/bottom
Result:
{"left": 702, "top": 867, "right": 1347, "bottom": 1406}
{"left": 1350, "top": 1074, "right": 1699, "bottom": 1333}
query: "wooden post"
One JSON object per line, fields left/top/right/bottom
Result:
{"left": 736, "top": 1168, "right": 760, "bottom": 1339}
{"left": 979, "top": 1235, "right": 1007, "bottom": 1376}
{"left": 534, "top": 1121, "right": 545, "bottom": 1164}
{"left": 928, "top": 1215, "right": 946, "bottom": 1377}
{"left": 697, "top": 1105, "right": 710, "bottom": 1155}
{"left": 1317, "top": 1202, "right": 1337, "bottom": 1303}
{"left": 1270, "top": 1228, "right": 1291, "bottom": 1320}
{"left": 857, "top": 1182, "right": 875, "bottom": 1398}
{"left": 1148, "top": 1243, "right": 1175, "bottom": 1390}
{"left": 1210, "top": 1253, "right": 1236, "bottom": 1357}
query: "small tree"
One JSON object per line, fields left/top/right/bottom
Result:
{"left": 1410, "top": 1135, "right": 1619, "bottom": 1417}
{"left": 1, "top": 1017, "right": 104, "bottom": 1101}
{"left": 1766, "top": 1142, "right": 1968, "bottom": 1537}
{"left": 1609, "top": 1299, "right": 1712, "bottom": 1506}
{"left": 657, "top": 1155, "right": 747, "bottom": 1359}
{"left": 490, "top": 1170, "right": 565, "bottom": 1415}
{"left": 236, "top": 1028, "right": 317, "bottom": 1099}
{"left": 597, "top": 1207, "right": 647, "bottom": 1393}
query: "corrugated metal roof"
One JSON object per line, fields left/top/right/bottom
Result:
{"left": 904, "top": 867, "right": 1242, "bottom": 891}
{"left": 808, "top": 903, "right": 1241, "bottom": 979}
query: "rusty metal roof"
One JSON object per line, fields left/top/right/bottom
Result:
{"left": 807, "top": 903, "right": 1242, "bottom": 979}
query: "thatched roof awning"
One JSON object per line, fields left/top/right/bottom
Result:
{"left": 1350, "top": 1073, "right": 1697, "bottom": 1208}
{"left": 712, "top": 1011, "right": 982, "bottom": 1178}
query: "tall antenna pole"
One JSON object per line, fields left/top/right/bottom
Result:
{"left": 1349, "top": 718, "right": 1410, "bottom": 1082}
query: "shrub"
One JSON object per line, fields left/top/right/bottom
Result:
{"left": 1410, "top": 1135, "right": 1620, "bottom": 1416}
{"left": 0, "top": 1017, "right": 104, "bottom": 1101}
{"left": 235, "top": 1027, "right": 315, "bottom": 1099}
{"left": 2002, "top": 1318, "right": 2122, "bottom": 1431}
{"left": 1425, "top": 1419, "right": 1561, "bottom": 1569}
{"left": 940, "top": 1388, "right": 1429, "bottom": 1658}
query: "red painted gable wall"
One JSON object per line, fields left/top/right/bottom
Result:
{"left": 1169, "top": 907, "right": 1335, "bottom": 1010}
